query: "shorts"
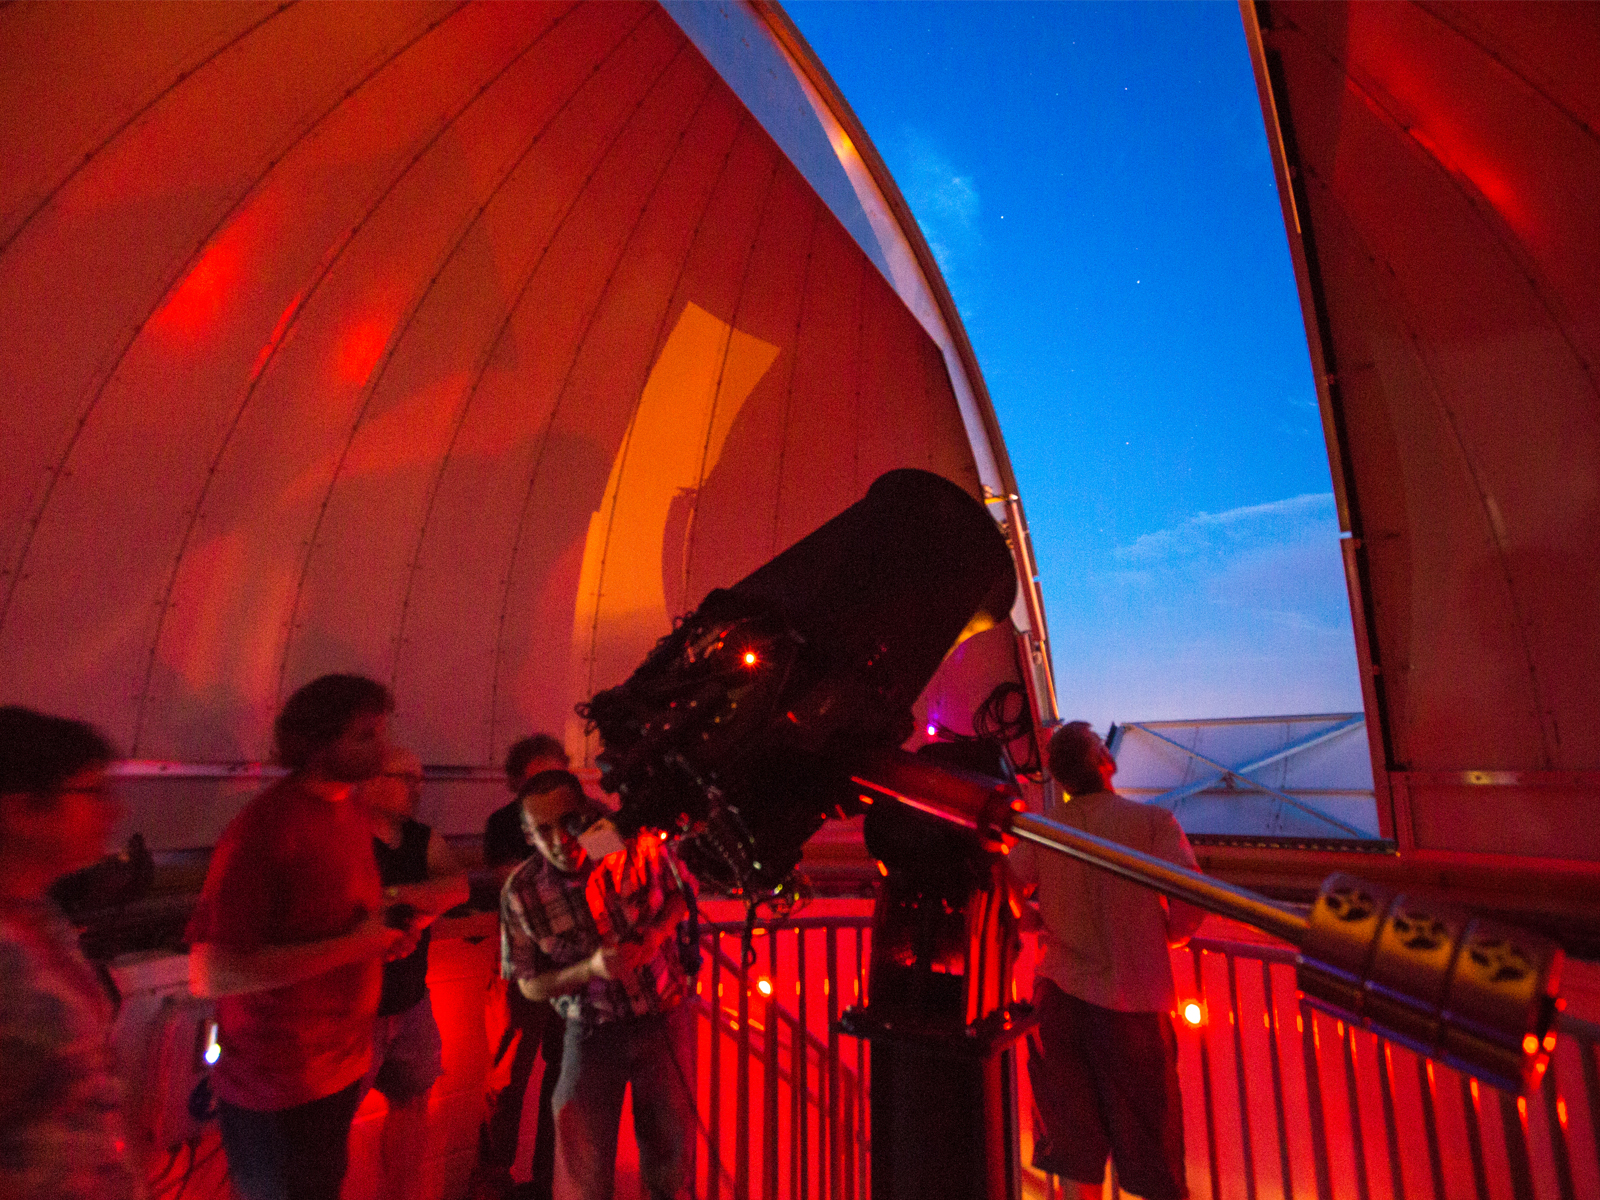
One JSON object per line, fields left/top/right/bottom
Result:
{"left": 1028, "top": 978, "right": 1188, "bottom": 1200}
{"left": 365, "top": 996, "right": 444, "bottom": 1105}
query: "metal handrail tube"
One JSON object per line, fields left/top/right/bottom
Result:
{"left": 1008, "top": 810, "right": 1310, "bottom": 945}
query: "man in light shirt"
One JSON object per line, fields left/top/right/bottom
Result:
{"left": 1009, "top": 721, "right": 1204, "bottom": 1200}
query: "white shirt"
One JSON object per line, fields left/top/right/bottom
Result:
{"left": 1008, "top": 789, "right": 1205, "bottom": 1013}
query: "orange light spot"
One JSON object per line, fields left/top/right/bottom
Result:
{"left": 1517, "top": 1096, "right": 1528, "bottom": 1125}
{"left": 1470, "top": 1078, "right": 1481, "bottom": 1106}
{"left": 1558, "top": 1098, "right": 1569, "bottom": 1129}
{"left": 1182, "top": 1002, "right": 1204, "bottom": 1027}
{"left": 1524, "top": 1033, "right": 1540, "bottom": 1054}
{"left": 757, "top": 978, "right": 773, "bottom": 997}
{"left": 336, "top": 317, "right": 390, "bottom": 386}
{"left": 876, "top": 860, "right": 889, "bottom": 877}
{"left": 659, "top": 831, "right": 668, "bottom": 841}
{"left": 1544, "top": 1033, "right": 1558, "bottom": 1052}
{"left": 743, "top": 651, "right": 758, "bottom": 666}
{"left": 152, "top": 241, "right": 238, "bottom": 336}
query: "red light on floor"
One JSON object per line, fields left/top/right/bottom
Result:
{"left": 1182, "top": 1002, "right": 1204, "bottom": 1027}
{"left": 757, "top": 978, "right": 773, "bottom": 997}
{"left": 743, "top": 651, "right": 758, "bottom": 666}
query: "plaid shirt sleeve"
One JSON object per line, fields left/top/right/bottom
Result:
{"left": 499, "top": 865, "right": 548, "bottom": 983}
{"left": 587, "top": 834, "right": 688, "bottom": 1017}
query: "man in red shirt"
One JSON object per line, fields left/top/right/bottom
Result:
{"left": 188, "top": 675, "right": 417, "bottom": 1200}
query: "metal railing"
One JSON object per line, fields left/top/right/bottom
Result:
{"left": 1159, "top": 936, "right": 1600, "bottom": 1200}
{"left": 691, "top": 917, "right": 873, "bottom": 1200}
{"left": 701, "top": 916, "right": 1600, "bottom": 1200}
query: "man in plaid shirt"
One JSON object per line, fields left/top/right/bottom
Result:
{"left": 500, "top": 770, "right": 695, "bottom": 1200}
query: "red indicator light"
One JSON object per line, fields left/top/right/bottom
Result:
{"left": 743, "top": 651, "right": 758, "bottom": 666}
{"left": 1182, "top": 1002, "right": 1203, "bottom": 1027}
{"left": 757, "top": 978, "right": 773, "bottom": 997}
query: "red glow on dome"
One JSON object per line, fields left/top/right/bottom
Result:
{"left": 152, "top": 242, "right": 238, "bottom": 336}
{"left": 336, "top": 317, "right": 391, "bottom": 386}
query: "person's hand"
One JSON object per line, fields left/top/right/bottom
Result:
{"left": 588, "top": 940, "right": 652, "bottom": 981}
{"left": 384, "top": 927, "right": 422, "bottom": 962}
{"left": 353, "top": 912, "right": 409, "bottom": 958}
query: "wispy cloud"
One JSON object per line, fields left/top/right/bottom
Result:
{"left": 1048, "top": 492, "right": 1361, "bottom": 727}
{"left": 1113, "top": 493, "right": 1334, "bottom": 565}
{"left": 897, "top": 131, "right": 982, "bottom": 301}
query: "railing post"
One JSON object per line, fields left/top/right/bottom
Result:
{"left": 1299, "top": 1003, "right": 1335, "bottom": 1200}
{"left": 826, "top": 925, "right": 841, "bottom": 1200}
{"left": 738, "top": 940, "right": 752, "bottom": 1200}
{"left": 764, "top": 930, "right": 779, "bottom": 1200}
{"left": 710, "top": 931, "right": 723, "bottom": 1200}
{"left": 1414, "top": 1058, "right": 1447, "bottom": 1200}
{"left": 1338, "top": 1020, "right": 1373, "bottom": 1200}
{"left": 1260, "top": 961, "right": 1294, "bottom": 1200}
{"left": 1498, "top": 1090, "right": 1536, "bottom": 1200}
{"left": 1376, "top": 1042, "right": 1406, "bottom": 1200}
{"left": 1583, "top": 1036, "right": 1600, "bottom": 1180}
{"left": 855, "top": 925, "right": 868, "bottom": 1200}
{"left": 1225, "top": 953, "right": 1258, "bottom": 1200}
{"left": 797, "top": 928, "right": 809, "bottom": 1200}
{"left": 1460, "top": 1076, "right": 1491, "bottom": 1200}
{"left": 1189, "top": 947, "right": 1222, "bottom": 1200}
{"left": 1540, "top": 1058, "right": 1578, "bottom": 1200}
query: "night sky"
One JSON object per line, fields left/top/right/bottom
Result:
{"left": 785, "top": 0, "right": 1362, "bottom": 730}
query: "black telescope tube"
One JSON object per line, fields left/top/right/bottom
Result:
{"left": 1007, "top": 810, "right": 1310, "bottom": 946}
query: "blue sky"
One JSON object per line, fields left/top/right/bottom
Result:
{"left": 785, "top": 0, "right": 1363, "bottom": 730}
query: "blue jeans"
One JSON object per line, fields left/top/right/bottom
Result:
{"left": 217, "top": 1078, "right": 364, "bottom": 1200}
{"left": 551, "top": 1004, "right": 696, "bottom": 1200}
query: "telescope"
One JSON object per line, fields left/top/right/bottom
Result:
{"left": 581, "top": 469, "right": 1562, "bottom": 1199}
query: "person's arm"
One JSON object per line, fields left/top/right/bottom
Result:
{"left": 512, "top": 910, "right": 682, "bottom": 1000}
{"left": 385, "top": 830, "right": 471, "bottom": 918}
{"left": 189, "top": 914, "right": 405, "bottom": 999}
{"left": 515, "top": 954, "right": 601, "bottom": 1002}
{"left": 1153, "top": 813, "right": 1206, "bottom": 946}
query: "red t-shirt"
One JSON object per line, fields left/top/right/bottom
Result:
{"left": 186, "top": 776, "right": 383, "bottom": 1110}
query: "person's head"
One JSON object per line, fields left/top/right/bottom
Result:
{"left": 274, "top": 674, "right": 393, "bottom": 782}
{"left": 518, "top": 769, "right": 593, "bottom": 874}
{"left": 504, "top": 733, "right": 567, "bottom": 792}
{"left": 359, "top": 746, "right": 424, "bottom": 825}
{"left": 1047, "top": 721, "right": 1117, "bottom": 797}
{"left": 0, "top": 706, "right": 120, "bottom": 883}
